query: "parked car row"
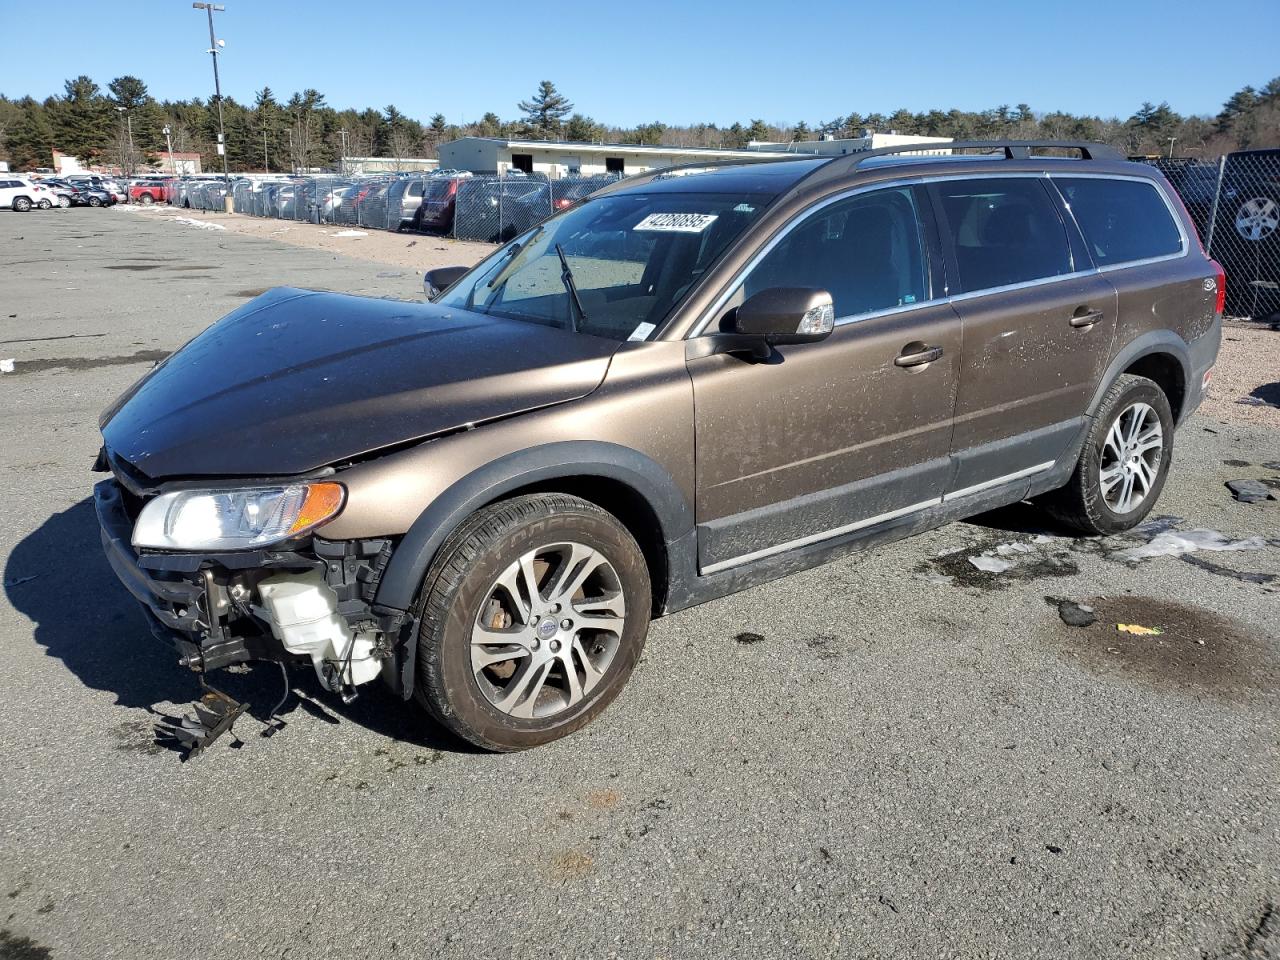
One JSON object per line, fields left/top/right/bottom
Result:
{"left": 0, "top": 176, "right": 119, "bottom": 211}
{"left": 172, "top": 171, "right": 623, "bottom": 243}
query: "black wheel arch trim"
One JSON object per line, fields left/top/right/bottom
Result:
{"left": 1087, "top": 330, "right": 1193, "bottom": 424}
{"left": 372, "top": 440, "right": 694, "bottom": 617}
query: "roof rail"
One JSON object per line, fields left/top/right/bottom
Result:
{"left": 843, "top": 139, "right": 1123, "bottom": 172}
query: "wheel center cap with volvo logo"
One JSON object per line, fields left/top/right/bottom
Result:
{"left": 537, "top": 618, "right": 559, "bottom": 640}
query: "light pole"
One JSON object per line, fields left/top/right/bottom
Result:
{"left": 192, "top": 2, "right": 230, "bottom": 195}
{"left": 1166, "top": 136, "right": 1177, "bottom": 159}
{"left": 162, "top": 124, "right": 175, "bottom": 174}
{"left": 115, "top": 106, "right": 135, "bottom": 175}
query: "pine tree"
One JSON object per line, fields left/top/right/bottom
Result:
{"left": 6, "top": 97, "right": 55, "bottom": 169}
{"left": 518, "top": 81, "right": 573, "bottom": 136}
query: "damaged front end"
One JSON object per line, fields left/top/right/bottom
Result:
{"left": 93, "top": 456, "right": 409, "bottom": 756}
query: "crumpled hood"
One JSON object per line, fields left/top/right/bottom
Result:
{"left": 101, "top": 287, "right": 617, "bottom": 478}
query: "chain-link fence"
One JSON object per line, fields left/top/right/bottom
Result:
{"left": 169, "top": 172, "right": 622, "bottom": 242}
{"left": 1138, "top": 151, "right": 1280, "bottom": 319}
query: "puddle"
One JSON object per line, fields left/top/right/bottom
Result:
{"left": 918, "top": 536, "right": 1078, "bottom": 590}
{"left": 4, "top": 350, "right": 168, "bottom": 374}
{"left": 1051, "top": 596, "right": 1278, "bottom": 701}
{"left": 0, "top": 930, "right": 52, "bottom": 960}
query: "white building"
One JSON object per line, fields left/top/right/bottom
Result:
{"left": 746, "top": 132, "right": 954, "bottom": 157}
{"left": 438, "top": 138, "right": 804, "bottom": 178}
{"left": 340, "top": 156, "right": 439, "bottom": 175}
{"left": 437, "top": 133, "right": 954, "bottom": 178}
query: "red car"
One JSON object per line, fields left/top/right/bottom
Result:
{"left": 129, "top": 180, "right": 174, "bottom": 205}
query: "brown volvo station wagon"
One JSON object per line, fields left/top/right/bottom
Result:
{"left": 94, "top": 140, "right": 1224, "bottom": 752}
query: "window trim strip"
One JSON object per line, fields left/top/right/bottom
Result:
{"left": 687, "top": 170, "right": 1192, "bottom": 338}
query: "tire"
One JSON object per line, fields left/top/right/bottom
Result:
{"left": 1038, "top": 374, "right": 1175, "bottom": 535}
{"left": 139, "top": 193, "right": 154, "bottom": 205}
{"left": 37, "top": 199, "right": 52, "bottom": 209}
{"left": 88, "top": 196, "right": 102, "bottom": 207}
{"left": 413, "top": 493, "right": 651, "bottom": 752}
{"left": 12, "top": 197, "right": 31, "bottom": 212}
{"left": 57, "top": 195, "right": 70, "bottom": 208}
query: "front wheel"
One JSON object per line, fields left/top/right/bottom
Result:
{"left": 138, "top": 193, "right": 154, "bottom": 205}
{"left": 1038, "top": 374, "right": 1174, "bottom": 535}
{"left": 88, "top": 196, "right": 102, "bottom": 207}
{"left": 57, "top": 195, "right": 70, "bottom": 208}
{"left": 12, "top": 197, "right": 31, "bottom": 212}
{"left": 414, "top": 493, "right": 651, "bottom": 751}
{"left": 37, "top": 199, "right": 52, "bottom": 209}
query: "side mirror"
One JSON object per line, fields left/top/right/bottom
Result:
{"left": 689, "top": 287, "right": 834, "bottom": 360}
{"left": 423, "top": 265, "right": 469, "bottom": 301}
{"left": 732, "top": 287, "right": 835, "bottom": 343}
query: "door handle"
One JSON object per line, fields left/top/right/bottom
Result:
{"left": 894, "top": 344, "right": 944, "bottom": 367}
{"left": 1070, "top": 308, "right": 1104, "bottom": 328}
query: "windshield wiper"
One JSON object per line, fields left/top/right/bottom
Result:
{"left": 467, "top": 226, "right": 544, "bottom": 311}
{"left": 555, "top": 243, "right": 588, "bottom": 334}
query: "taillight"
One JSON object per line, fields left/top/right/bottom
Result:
{"left": 447, "top": 180, "right": 458, "bottom": 196}
{"left": 1210, "top": 259, "right": 1226, "bottom": 316}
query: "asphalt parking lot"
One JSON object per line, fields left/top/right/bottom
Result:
{"left": 1, "top": 208, "right": 1278, "bottom": 960}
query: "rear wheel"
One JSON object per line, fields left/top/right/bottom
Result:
{"left": 57, "top": 195, "right": 70, "bottom": 208}
{"left": 1038, "top": 374, "right": 1174, "bottom": 535}
{"left": 138, "top": 193, "right": 154, "bottom": 205}
{"left": 37, "top": 199, "right": 52, "bottom": 209}
{"left": 12, "top": 197, "right": 31, "bottom": 212}
{"left": 88, "top": 196, "right": 102, "bottom": 207}
{"left": 414, "top": 493, "right": 650, "bottom": 751}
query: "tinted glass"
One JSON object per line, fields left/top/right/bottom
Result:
{"left": 1056, "top": 177, "right": 1184, "bottom": 266}
{"left": 743, "top": 186, "right": 929, "bottom": 319}
{"left": 935, "top": 178, "right": 1072, "bottom": 292}
{"left": 440, "top": 192, "right": 767, "bottom": 341}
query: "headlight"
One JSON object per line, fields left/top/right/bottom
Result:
{"left": 132, "top": 482, "right": 345, "bottom": 550}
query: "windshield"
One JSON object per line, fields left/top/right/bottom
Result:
{"left": 438, "top": 191, "right": 767, "bottom": 341}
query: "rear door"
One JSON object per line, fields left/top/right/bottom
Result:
{"left": 928, "top": 175, "right": 1116, "bottom": 493}
{"left": 687, "top": 184, "right": 961, "bottom": 573}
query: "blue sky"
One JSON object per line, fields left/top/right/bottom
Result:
{"left": 2, "top": 0, "right": 1275, "bottom": 125}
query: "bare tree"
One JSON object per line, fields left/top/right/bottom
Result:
{"left": 289, "top": 114, "right": 315, "bottom": 172}
{"left": 388, "top": 126, "right": 412, "bottom": 172}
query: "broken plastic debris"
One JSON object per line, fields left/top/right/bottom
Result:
{"left": 1117, "top": 623, "right": 1164, "bottom": 636}
{"left": 0, "top": 358, "right": 13, "bottom": 373}
{"left": 969, "top": 554, "right": 1013, "bottom": 574}
{"left": 1115, "top": 529, "right": 1267, "bottom": 562}
{"left": 1054, "top": 599, "right": 1097, "bottom": 628}
{"left": 995, "top": 542, "right": 1035, "bottom": 556}
{"left": 920, "top": 572, "right": 955, "bottom": 586}
{"left": 1226, "top": 479, "right": 1276, "bottom": 504}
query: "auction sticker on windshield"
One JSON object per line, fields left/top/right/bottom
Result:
{"left": 634, "top": 212, "right": 719, "bottom": 233}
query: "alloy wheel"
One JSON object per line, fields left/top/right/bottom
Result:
{"left": 471, "top": 541, "right": 626, "bottom": 719}
{"left": 1099, "top": 401, "right": 1163, "bottom": 514}
{"left": 1235, "top": 197, "right": 1279, "bottom": 241}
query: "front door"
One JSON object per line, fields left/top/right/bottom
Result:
{"left": 688, "top": 184, "right": 961, "bottom": 574}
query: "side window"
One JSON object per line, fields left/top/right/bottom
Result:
{"left": 1054, "top": 177, "right": 1184, "bottom": 266}
{"left": 934, "top": 178, "right": 1072, "bottom": 292}
{"left": 742, "top": 186, "right": 929, "bottom": 320}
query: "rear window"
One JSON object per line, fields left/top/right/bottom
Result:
{"left": 1055, "top": 177, "right": 1184, "bottom": 266}
{"left": 934, "top": 178, "right": 1073, "bottom": 293}
{"left": 424, "top": 180, "right": 456, "bottom": 200}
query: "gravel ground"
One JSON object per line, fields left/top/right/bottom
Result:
{"left": 1, "top": 208, "right": 1278, "bottom": 960}
{"left": 116, "top": 201, "right": 494, "bottom": 274}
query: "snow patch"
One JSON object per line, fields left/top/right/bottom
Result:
{"left": 168, "top": 216, "right": 226, "bottom": 231}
